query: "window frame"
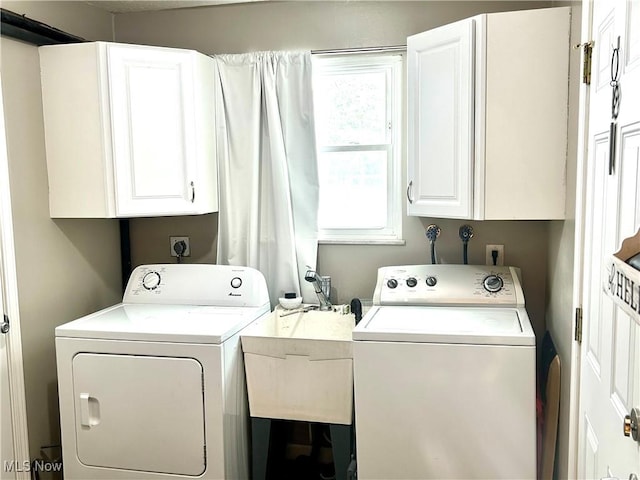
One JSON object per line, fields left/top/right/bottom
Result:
{"left": 312, "top": 52, "right": 404, "bottom": 245}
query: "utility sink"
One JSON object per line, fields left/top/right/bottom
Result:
{"left": 241, "top": 307, "right": 355, "bottom": 425}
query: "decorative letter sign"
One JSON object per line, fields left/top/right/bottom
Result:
{"left": 604, "top": 229, "right": 640, "bottom": 324}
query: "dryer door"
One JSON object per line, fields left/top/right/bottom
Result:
{"left": 72, "top": 353, "right": 206, "bottom": 475}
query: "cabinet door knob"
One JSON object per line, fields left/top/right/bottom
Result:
{"left": 407, "top": 181, "right": 413, "bottom": 204}
{"left": 190, "top": 181, "right": 195, "bottom": 203}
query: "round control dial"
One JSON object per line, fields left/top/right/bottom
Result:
{"left": 406, "top": 277, "right": 418, "bottom": 288}
{"left": 142, "top": 271, "right": 161, "bottom": 290}
{"left": 386, "top": 278, "right": 398, "bottom": 289}
{"left": 426, "top": 276, "right": 437, "bottom": 287}
{"left": 230, "top": 277, "right": 243, "bottom": 289}
{"left": 483, "top": 274, "right": 504, "bottom": 293}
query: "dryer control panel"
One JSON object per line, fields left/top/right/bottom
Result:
{"left": 123, "top": 264, "right": 270, "bottom": 307}
{"left": 373, "top": 265, "right": 525, "bottom": 307}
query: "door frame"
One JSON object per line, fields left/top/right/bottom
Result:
{"left": 568, "top": 0, "right": 594, "bottom": 477}
{"left": 0, "top": 74, "right": 31, "bottom": 479}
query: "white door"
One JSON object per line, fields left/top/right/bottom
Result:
{"left": 108, "top": 45, "right": 198, "bottom": 217}
{"left": 1, "top": 256, "right": 15, "bottom": 480}
{"left": 0, "top": 75, "right": 29, "bottom": 480}
{"left": 578, "top": 1, "right": 640, "bottom": 479}
{"left": 406, "top": 18, "right": 474, "bottom": 219}
{"left": 0, "top": 70, "right": 14, "bottom": 480}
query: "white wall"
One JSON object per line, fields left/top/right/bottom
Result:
{"left": 113, "top": 0, "right": 551, "bottom": 53}
{"left": 115, "top": 0, "right": 554, "bottom": 337}
{"left": 0, "top": 1, "right": 121, "bottom": 460}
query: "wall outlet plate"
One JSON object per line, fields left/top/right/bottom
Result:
{"left": 170, "top": 236, "right": 190, "bottom": 257}
{"left": 485, "top": 244, "right": 504, "bottom": 266}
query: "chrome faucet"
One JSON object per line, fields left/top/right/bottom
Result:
{"left": 304, "top": 269, "right": 332, "bottom": 311}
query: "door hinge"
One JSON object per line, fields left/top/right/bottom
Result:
{"left": 574, "top": 307, "right": 583, "bottom": 343}
{"left": 575, "top": 41, "right": 594, "bottom": 85}
{"left": 1, "top": 314, "right": 9, "bottom": 334}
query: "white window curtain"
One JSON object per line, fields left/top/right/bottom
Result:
{"left": 214, "top": 51, "right": 319, "bottom": 307}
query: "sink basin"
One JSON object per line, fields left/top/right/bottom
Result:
{"left": 241, "top": 307, "right": 355, "bottom": 425}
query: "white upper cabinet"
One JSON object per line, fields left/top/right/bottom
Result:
{"left": 39, "top": 42, "right": 218, "bottom": 218}
{"left": 407, "top": 7, "right": 570, "bottom": 220}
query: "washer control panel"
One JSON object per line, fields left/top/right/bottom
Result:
{"left": 374, "top": 265, "right": 524, "bottom": 306}
{"left": 482, "top": 274, "right": 504, "bottom": 293}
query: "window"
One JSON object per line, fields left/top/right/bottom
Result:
{"left": 312, "top": 53, "right": 403, "bottom": 244}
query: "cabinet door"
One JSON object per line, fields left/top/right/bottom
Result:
{"left": 407, "top": 19, "right": 475, "bottom": 219}
{"left": 108, "top": 45, "right": 199, "bottom": 217}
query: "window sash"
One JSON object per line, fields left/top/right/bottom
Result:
{"left": 314, "top": 53, "right": 402, "bottom": 244}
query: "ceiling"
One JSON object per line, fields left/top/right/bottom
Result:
{"left": 85, "top": 0, "right": 266, "bottom": 13}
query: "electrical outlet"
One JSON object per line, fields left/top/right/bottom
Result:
{"left": 485, "top": 244, "right": 504, "bottom": 266}
{"left": 170, "top": 236, "right": 190, "bottom": 257}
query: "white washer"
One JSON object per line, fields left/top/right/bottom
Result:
{"left": 55, "top": 264, "right": 270, "bottom": 480}
{"left": 352, "top": 264, "right": 536, "bottom": 479}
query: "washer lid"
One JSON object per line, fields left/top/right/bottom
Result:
{"left": 352, "top": 306, "right": 535, "bottom": 346}
{"left": 55, "top": 303, "right": 270, "bottom": 344}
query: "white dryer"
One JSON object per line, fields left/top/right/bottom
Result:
{"left": 55, "top": 264, "right": 270, "bottom": 480}
{"left": 352, "top": 264, "right": 536, "bottom": 479}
